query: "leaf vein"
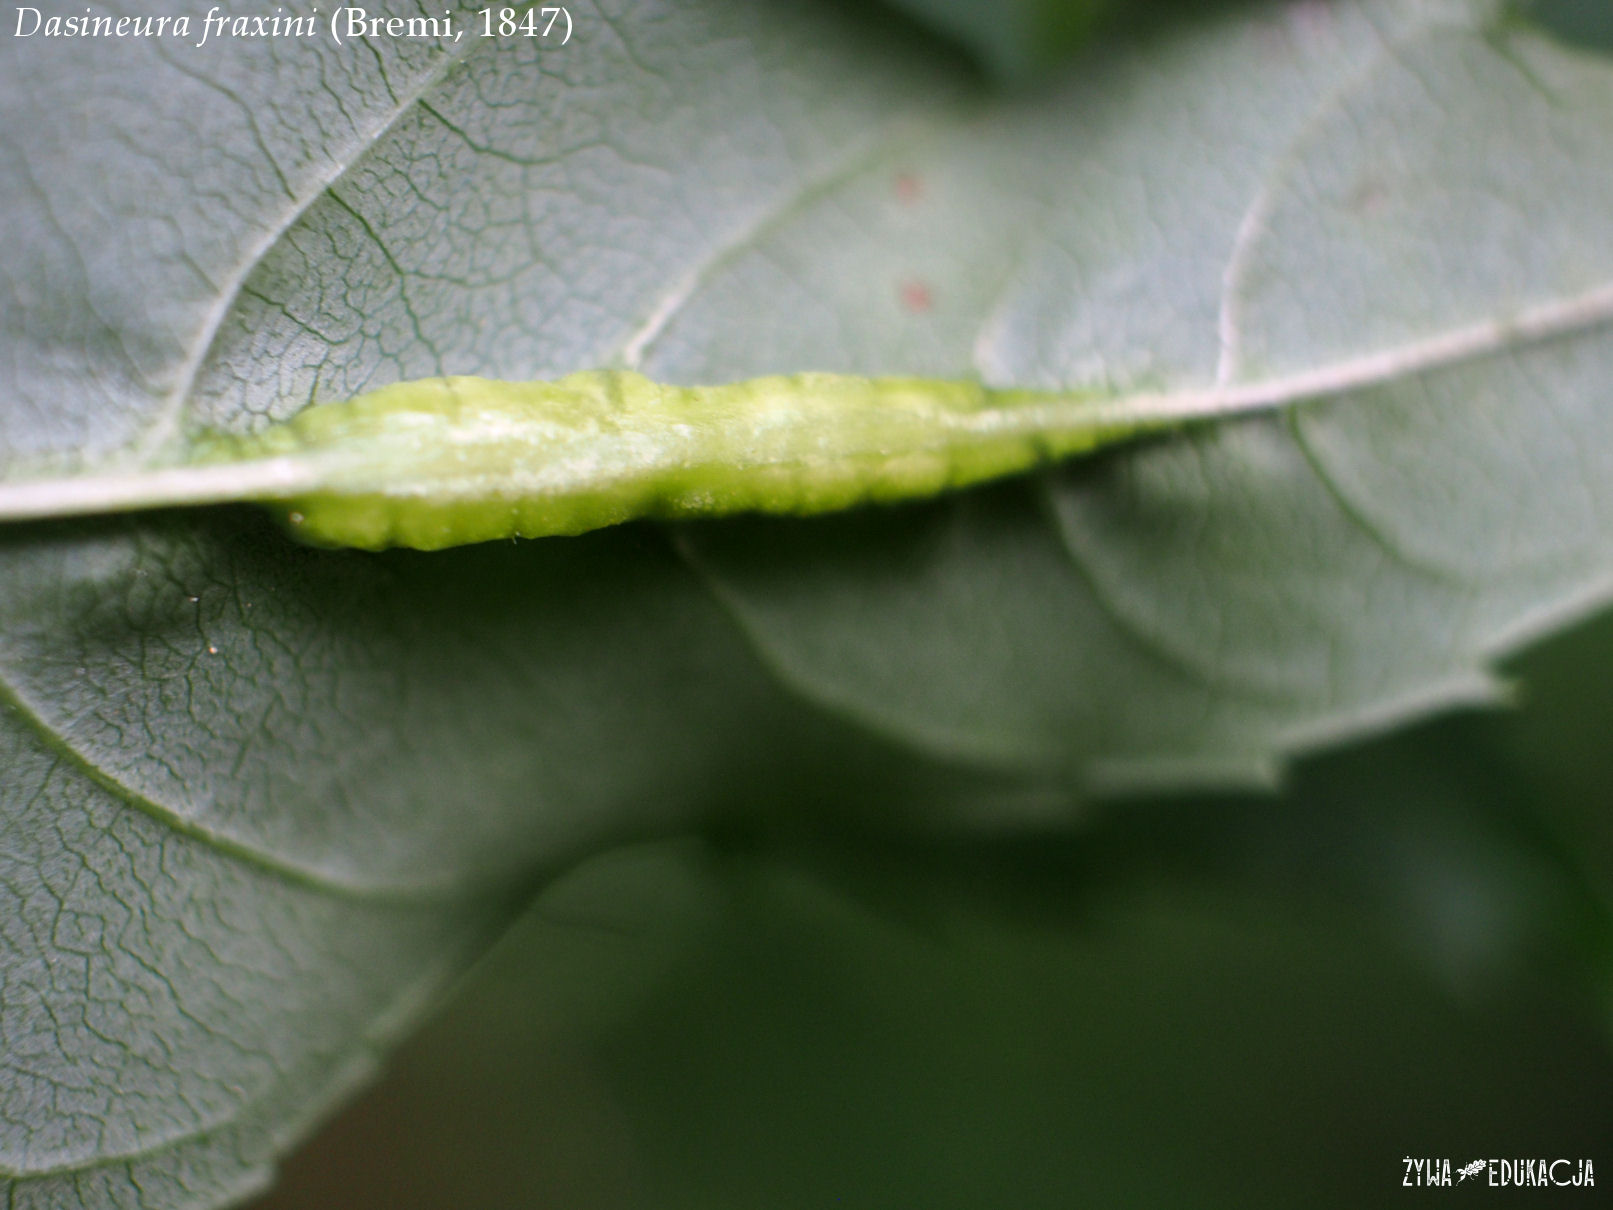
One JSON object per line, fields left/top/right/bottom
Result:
{"left": 134, "top": 22, "right": 509, "bottom": 459}
{"left": 0, "top": 670, "right": 463, "bottom": 904}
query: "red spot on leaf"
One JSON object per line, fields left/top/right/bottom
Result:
{"left": 894, "top": 171, "right": 923, "bottom": 205}
{"left": 899, "top": 280, "right": 933, "bottom": 313}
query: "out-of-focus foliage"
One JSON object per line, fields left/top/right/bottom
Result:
{"left": 878, "top": 0, "right": 1120, "bottom": 81}
{"left": 1531, "top": 0, "right": 1613, "bottom": 51}
{"left": 258, "top": 612, "right": 1613, "bottom": 1209}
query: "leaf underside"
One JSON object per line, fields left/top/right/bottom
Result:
{"left": 7, "top": 0, "right": 1613, "bottom": 1203}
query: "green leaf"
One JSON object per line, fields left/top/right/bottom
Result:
{"left": 7, "top": 0, "right": 1613, "bottom": 1203}
{"left": 1531, "top": 0, "right": 1613, "bottom": 51}
{"left": 877, "top": 0, "right": 1119, "bottom": 81}
{"left": 256, "top": 707, "right": 1613, "bottom": 1210}
{"left": 261, "top": 615, "right": 1613, "bottom": 1208}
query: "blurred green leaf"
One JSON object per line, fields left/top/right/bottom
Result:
{"left": 257, "top": 698, "right": 1613, "bottom": 1209}
{"left": 877, "top": 0, "right": 1119, "bottom": 81}
{"left": 1530, "top": 0, "right": 1613, "bottom": 51}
